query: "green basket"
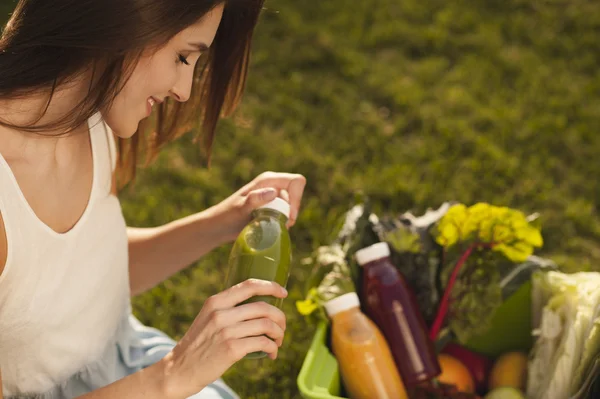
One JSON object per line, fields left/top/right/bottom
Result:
{"left": 296, "top": 283, "right": 533, "bottom": 399}
{"left": 297, "top": 321, "right": 346, "bottom": 399}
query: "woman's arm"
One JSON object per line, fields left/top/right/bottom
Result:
{"left": 77, "top": 280, "right": 287, "bottom": 399}
{"left": 121, "top": 171, "right": 306, "bottom": 296}
{"left": 76, "top": 358, "right": 175, "bottom": 399}
{"left": 127, "top": 208, "right": 228, "bottom": 296}
{"left": 112, "top": 172, "right": 234, "bottom": 296}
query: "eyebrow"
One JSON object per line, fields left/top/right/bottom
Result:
{"left": 188, "top": 42, "right": 209, "bottom": 52}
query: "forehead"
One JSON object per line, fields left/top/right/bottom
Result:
{"left": 172, "top": 4, "right": 224, "bottom": 47}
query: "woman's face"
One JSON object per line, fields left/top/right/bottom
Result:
{"left": 103, "top": 4, "right": 224, "bottom": 138}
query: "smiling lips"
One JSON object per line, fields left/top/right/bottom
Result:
{"left": 146, "top": 97, "right": 162, "bottom": 116}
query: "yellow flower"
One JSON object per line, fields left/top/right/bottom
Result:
{"left": 434, "top": 202, "right": 543, "bottom": 261}
{"left": 435, "top": 204, "right": 468, "bottom": 247}
{"left": 296, "top": 288, "right": 319, "bottom": 316}
{"left": 296, "top": 299, "right": 318, "bottom": 316}
{"left": 494, "top": 242, "right": 532, "bottom": 263}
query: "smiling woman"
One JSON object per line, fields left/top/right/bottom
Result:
{"left": 0, "top": 0, "right": 263, "bottom": 184}
{"left": 0, "top": 0, "right": 308, "bottom": 398}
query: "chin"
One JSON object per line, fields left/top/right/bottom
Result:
{"left": 112, "top": 125, "right": 139, "bottom": 139}
{"left": 103, "top": 113, "right": 141, "bottom": 139}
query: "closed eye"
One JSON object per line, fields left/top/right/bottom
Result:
{"left": 178, "top": 54, "right": 190, "bottom": 65}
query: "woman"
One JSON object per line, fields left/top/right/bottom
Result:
{"left": 0, "top": 0, "right": 307, "bottom": 398}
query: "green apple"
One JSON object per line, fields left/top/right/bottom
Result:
{"left": 485, "top": 387, "right": 526, "bottom": 399}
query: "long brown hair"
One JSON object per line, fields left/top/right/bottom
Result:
{"left": 0, "top": 0, "right": 264, "bottom": 186}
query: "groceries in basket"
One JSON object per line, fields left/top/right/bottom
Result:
{"left": 297, "top": 200, "right": 600, "bottom": 398}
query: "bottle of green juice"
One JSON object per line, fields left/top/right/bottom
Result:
{"left": 224, "top": 197, "right": 292, "bottom": 359}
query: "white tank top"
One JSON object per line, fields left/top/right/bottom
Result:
{"left": 0, "top": 112, "right": 130, "bottom": 396}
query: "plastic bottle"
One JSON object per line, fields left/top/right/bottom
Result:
{"left": 356, "top": 242, "right": 441, "bottom": 386}
{"left": 324, "top": 292, "right": 408, "bottom": 399}
{"left": 225, "top": 197, "right": 292, "bottom": 359}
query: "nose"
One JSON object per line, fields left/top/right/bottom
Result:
{"left": 170, "top": 85, "right": 191, "bottom": 103}
{"left": 170, "top": 70, "right": 193, "bottom": 103}
{"left": 170, "top": 87, "right": 190, "bottom": 102}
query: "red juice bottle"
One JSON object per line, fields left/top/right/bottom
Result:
{"left": 356, "top": 242, "right": 441, "bottom": 386}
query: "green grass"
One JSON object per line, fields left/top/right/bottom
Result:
{"left": 3, "top": 0, "right": 600, "bottom": 397}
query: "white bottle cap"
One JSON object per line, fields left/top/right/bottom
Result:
{"left": 355, "top": 242, "right": 391, "bottom": 266}
{"left": 324, "top": 292, "right": 360, "bottom": 317}
{"left": 258, "top": 197, "right": 290, "bottom": 219}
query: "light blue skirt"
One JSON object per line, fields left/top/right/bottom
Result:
{"left": 7, "top": 311, "right": 239, "bottom": 399}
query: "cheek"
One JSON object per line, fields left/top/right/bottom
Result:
{"left": 100, "top": 62, "right": 162, "bottom": 138}
{"left": 100, "top": 55, "right": 178, "bottom": 138}
{"left": 101, "top": 82, "right": 141, "bottom": 138}
{"left": 135, "top": 52, "right": 179, "bottom": 94}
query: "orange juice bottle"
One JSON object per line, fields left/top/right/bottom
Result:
{"left": 324, "top": 293, "right": 408, "bottom": 399}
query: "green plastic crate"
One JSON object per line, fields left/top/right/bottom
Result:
{"left": 297, "top": 321, "right": 346, "bottom": 399}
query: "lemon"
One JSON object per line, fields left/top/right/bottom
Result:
{"left": 488, "top": 352, "right": 528, "bottom": 391}
{"left": 485, "top": 387, "right": 526, "bottom": 399}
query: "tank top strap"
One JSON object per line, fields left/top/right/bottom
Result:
{"left": 0, "top": 146, "right": 35, "bottom": 243}
{"left": 88, "top": 112, "right": 115, "bottom": 197}
{"left": 104, "top": 118, "right": 117, "bottom": 173}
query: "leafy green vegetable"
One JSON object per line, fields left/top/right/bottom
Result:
{"left": 443, "top": 249, "right": 503, "bottom": 343}
{"left": 430, "top": 202, "right": 544, "bottom": 342}
{"left": 571, "top": 358, "right": 600, "bottom": 399}
{"left": 573, "top": 312, "right": 600, "bottom": 395}
{"left": 526, "top": 271, "right": 600, "bottom": 399}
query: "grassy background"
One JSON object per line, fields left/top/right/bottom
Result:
{"left": 2, "top": 0, "right": 600, "bottom": 397}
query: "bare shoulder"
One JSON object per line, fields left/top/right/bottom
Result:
{"left": 0, "top": 211, "right": 6, "bottom": 278}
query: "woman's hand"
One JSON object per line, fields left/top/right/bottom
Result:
{"left": 160, "top": 279, "right": 288, "bottom": 398}
{"left": 210, "top": 171, "right": 307, "bottom": 242}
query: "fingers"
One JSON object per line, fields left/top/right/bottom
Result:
{"left": 278, "top": 189, "right": 293, "bottom": 228}
{"left": 243, "top": 172, "right": 307, "bottom": 226}
{"left": 219, "top": 300, "right": 286, "bottom": 334}
{"left": 225, "top": 336, "right": 280, "bottom": 361}
{"left": 279, "top": 189, "right": 290, "bottom": 203}
{"left": 285, "top": 175, "right": 306, "bottom": 225}
{"left": 207, "top": 279, "right": 287, "bottom": 310}
{"left": 219, "top": 318, "right": 285, "bottom": 347}
{"left": 240, "top": 172, "right": 302, "bottom": 194}
{"left": 245, "top": 187, "right": 278, "bottom": 210}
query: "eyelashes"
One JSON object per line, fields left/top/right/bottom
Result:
{"left": 178, "top": 54, "right": 190, "bottom": 65}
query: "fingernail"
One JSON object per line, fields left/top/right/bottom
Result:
{"left": 282, "top": 287, "right": 288, "bottom": 296}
